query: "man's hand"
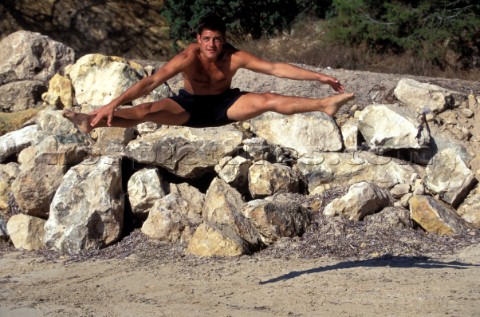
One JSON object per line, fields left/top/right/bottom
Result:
{"left": 325, "top": 76, "right": 345, "bottom": 93}
{"left": 89, "top": 103, "right": 116, "bottom": 127}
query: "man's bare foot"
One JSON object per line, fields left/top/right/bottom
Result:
{"left": 322, "top": 93, "right": 355, "bottom": 116}
{"left": 62, "top": 109, "right": 94, "bottom": 133}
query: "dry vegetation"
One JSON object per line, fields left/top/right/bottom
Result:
{"left": 233, "top": 17, "right": 480, "bottom": 81}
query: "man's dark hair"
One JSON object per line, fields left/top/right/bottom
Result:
{"left": 197, "top": 14, "right": 226, "bottom": 36}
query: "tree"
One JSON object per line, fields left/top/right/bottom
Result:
{"left": 328, "top": 0, "right": 480, "bottom": 69}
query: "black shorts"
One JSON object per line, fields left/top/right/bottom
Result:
{"left": 167, "top": 88, "right": 246, "bottom": 128}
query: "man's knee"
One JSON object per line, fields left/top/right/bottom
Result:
{"left": 257, "top": 92, "right": 279, "bottom": 110}
{"left": 137, "top": 102, "right": 154, "bottom": 114}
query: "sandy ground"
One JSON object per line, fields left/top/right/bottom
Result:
{"left": 1, "top": 69, "right": 479, "bottom": 317}
{"left": 1, "top": 242, "right": 480, "bottom": 317}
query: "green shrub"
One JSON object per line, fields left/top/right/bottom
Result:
{"left": 327, "top": 0, "right": 480, "bottom": 69}
{"left": 162, "top": 0, "right": 334, "bottom": 51}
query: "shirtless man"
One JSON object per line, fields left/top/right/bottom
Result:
{"left": 63, "top": 14, "right": 354, "bottom": 132}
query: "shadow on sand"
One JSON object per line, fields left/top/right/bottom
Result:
{"left": 259, "top": 254, "right": 479, "bottom": 285}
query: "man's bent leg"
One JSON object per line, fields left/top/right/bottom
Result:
{"left": 63, "top": 99, "right": 189, "bottom": 133}
{"left": 226, "top": 92, "right": 354, "bottom": 121}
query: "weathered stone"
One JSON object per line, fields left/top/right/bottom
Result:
{"left": 17, "top": 146, "right": 37, "bottom": 171}
{"left": 135, "top": 121, "right": 161, "bottom": 135}
{"left": 141, "top": 192, "right": 203, "bottom": 242}
{"left": 297, "top": 151, "right": 418, "bottom": 194}
{"left": 0, "top": 109, "right": 40, "bottom": 136}
{"left": 42, "top": 74, "right": 74, "bottom": 108}
{"left": 92, "top": 126, "right": 135, "bottom": 157}
{"left": 242, "top": 137, "right": 275, "bottom": 161}
{"left": 0, "top": 31, "right": 75, "bottom": 84}
{"left": 215, "top": 156, "right": 252, "bottom": 191}
{"left": 36, "top": 108, "right": 76, "bottom": 136}
{"left": 125, "top": 126, "right": 243, "bottom": 178}
{"left": 358, "top": 104, "right": 430, "bottom": 153}
{"left": 364, "top": 206, "right": 412, "bottom": 229}
{"left": 12, "top": 163, "right": 66, "bottom": 218}
{"left": 248, "top": 160, "right": 301, "bottom": 198}
{"left": 203, "top": 178, "right": 260, "bottom": 246}
{"left": 127, "top": 168, "right": 167, "bottom": 216}
{"left": 242, "top": 193, "right": 310, "bottom": 245}
{"left": 407, "top": 133, "right": 472, "bottom": 166}
{"left": 0, "top": 80, "right": 46, "bottom": 112}
{"left": 399, "top": 193, "right": 414, "bottom": 208}
{"left": 394, "top": 78, "right": 460, "bottom": 113}
{"left": 341, "top": 119, "right": 359, "bottom": 152}
{"left": 249, "top": 112, "right": 342, "bottom": 156}
{"left": 0, "top": 125, "right": 39, "bottom": 162}
{"left": 65, "top": 54, "right": 144, "bottom": 107}
{"left": 324, "top": 182, "right": 392, "bottom": 220}
{"left": 170, "top": 183, "right": 205, "bottom": 220}
{"left": 6, "top": 214, "right": 46, "bottom": 251}
{"left": 457, "top": 185, "right": 480, "bottom": 228}
{"left": 44, "top": 156, "right": 124, "bottom": 254}
{"left": 425, "top": 148, "right": 476, "bottom": 206}
{"left": 390, "top": 183, "right": 411, "bottom": 199}
{"left": 187, "top": 223, "right": 248, "bottom": 257}
{"left": 132, "top": 83, "right": 174, "bottom": 106}
{"left": 32, "top": 134, "right": 91, "bottom": 167}
{"left": 409, "top": 195, "right": 468, "bottom": 235}
{"left": 0, "top": 163, "right": 20, "bottom": 210}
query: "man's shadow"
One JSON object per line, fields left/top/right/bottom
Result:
{"left": 259, "top": 254, "right": 479, "bottom": 285}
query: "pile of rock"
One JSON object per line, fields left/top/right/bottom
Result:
{"left": 1, "top": 31, "right": 479, "bottom": 257}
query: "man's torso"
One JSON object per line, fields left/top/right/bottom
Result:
{"left": 181, "top": 43, "right": 240, "bottom": 95}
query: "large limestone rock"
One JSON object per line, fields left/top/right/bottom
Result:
{"left": 42, "top": 74, "right": 74, "bottom": 108}
{"left": 248, "top": 160, "right": 302, "bottom": 198}
{"left": 394, "top": 78, "right": 460, "bottom": 113}
{"left": 203, "top": 178, "right": 261, "bottom": 247}
{"left": 358, "top": 103, "right": 430, "bottom": 153}
{"left": 187, "top": 223, "right": 249, "bottom": 257}
{"left": 0, "top": 163, "right": 20, "bottom": 211}
{"left": 7, "top": 214, "right": 46, "bottom": 251}
{"left": 170, "top": 182, "right": 206, "bottom": 220}
{"left": 141, "top": 192, "right": 203, "bottom": 242}
{"left": 35, "top": 109, "right": 76, "bottom": 136}
{"left": 31, "top": 134, "right": 91, "bottom": 167}
{"left": 0, "top": 80, "right": 46, "bottom": 112}
{"left": 44, "top": 156, "right": 124, "bottom": 254}
{"left": 12, "top": 163, "right": 66, "bottom": 218}
{"left": 424, "top": 148, "right": 476, "bottom": 207}
{"left": 242, "top": 194, "right": 311, "bottom": 245}
{"left": 127, "top": 168, "right": 168, "bottom": 216}
{"left": 92, "top": 126, "right": 135, "bottom": 157}
{"left": 249, "top": 112, "right": 342, "bottom": 155}
{"left": 296, "top": 151, "right": 418, "bottom": 194}
{"left": 409, "top": 195, "right": 469, "bottom": 235}
{"left": 215, "top": 156, "right": 252, "bottom": 192}
{"left": 0, "top": 30, "right": 75, "bottom": 84}
{"left": 65, "top": 54, "right": 144, "bottom": 107}
{"left": 457, "top": 185, "right": 480, "bottom": 228}
{"left": 0, "top": 1, "right": 171, "bottom": 62}
{"left": 0, "top": 125, "right": 39, "bottom": 162}
{"left": 126, "top": 126, "right": 243, "bottom": 178}
{"left": 324, "top": 182, "right": 392, "bottom": 220}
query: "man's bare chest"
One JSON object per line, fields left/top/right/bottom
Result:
{"left": 187, "top": 60, "right": 233, "bottom": 85}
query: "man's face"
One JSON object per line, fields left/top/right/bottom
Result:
{"left": 197, "top": 29, "right": 225, "bottom": 60}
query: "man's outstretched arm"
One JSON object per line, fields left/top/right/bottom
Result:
{"left": 235, "top": 50, "right": 345, "bottom": 93}
{"left": 89, "top": 48, "right": 195, "bottom": 127}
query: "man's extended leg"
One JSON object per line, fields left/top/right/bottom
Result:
{"left": 63, "top": 99, "right": 189, "bottom": 133}
{"left": 227, "top": 92, "right": 354, "bottom": 121}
